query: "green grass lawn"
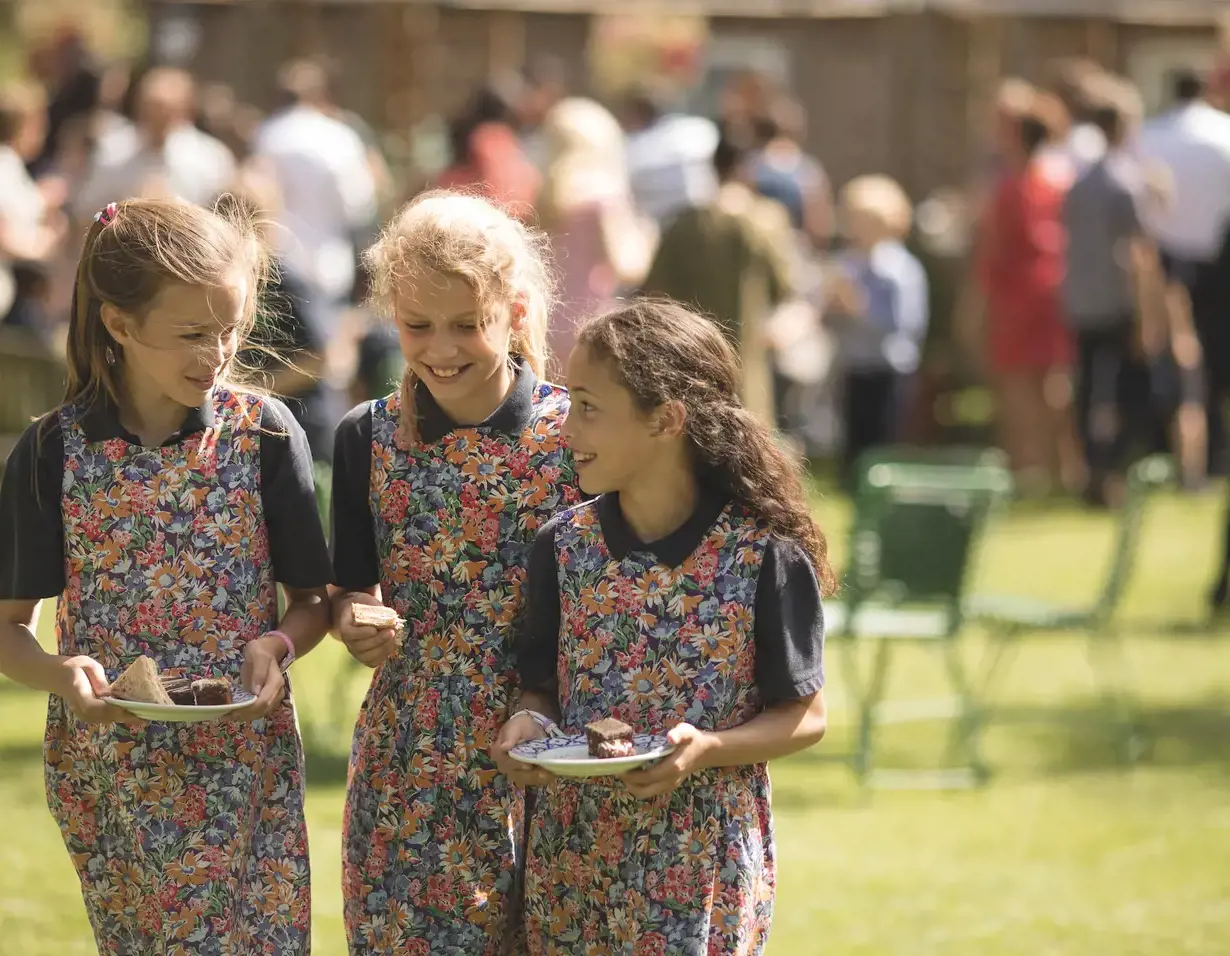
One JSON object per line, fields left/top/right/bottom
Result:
{"left": 1, "top": 488, "right": 1228, "bottom": 954}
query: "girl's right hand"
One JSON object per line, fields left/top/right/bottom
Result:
{"left": 59, "top": 656, "right": 146, "bottom": 726}
{"left": 492, "top": 714, "right": 555, "bottom": 788}
{"left": 337, "top": 595, "right": 399, "bottom": 668}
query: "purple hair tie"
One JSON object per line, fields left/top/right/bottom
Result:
{"left": 93, "top": 202, "right": 118, "bottom": 226}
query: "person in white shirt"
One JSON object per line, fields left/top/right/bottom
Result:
{"left": 253, "top": 60, "right": 377, "bottom": 307}
{"left": 619, "top": 86, "right": 719, "bottom": 228}
{"left": 74, "top": 68, "right": 235, "bottom": 217}
{"left": 1137, "top": 71, "right": 1230, "bottom": 270}
{"left": 1137, "top": 69, "right": 1230, "bottom": 473}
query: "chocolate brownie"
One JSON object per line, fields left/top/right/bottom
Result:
{"left": 190, "top": 678, "right": 232, "bottom": 706}
{"left": 160, "top": 677, "right": 195, "bottom": 706}
{"left": 585, "top": 718, "right": 636, "bottom": 759}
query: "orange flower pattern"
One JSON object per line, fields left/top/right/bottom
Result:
{"left": 525, "top": 502, "right": 776, "bottom": 954}
{"left": 342, "top": 383, "right": 580, "bottom": 954}
{"left": 46, "top": 390, "right": 311, "bottom": 955}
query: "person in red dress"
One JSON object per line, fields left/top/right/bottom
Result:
{"left": 436, "top": 84, "right": 540, "bottom": 222}
{"left": 977, "top": 95, "right": 1083, "bottom": 495}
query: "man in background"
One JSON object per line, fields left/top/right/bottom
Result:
{"left": 253, "top": 60, "right": 377, "bottom": 309}
{"left": 1062, "top": 77, "right": 1166, "bottom": 506}
{"left": 75, "top": 68, "right": 235, "bottom": 215}
{"left": 620, "top": 85, "right": 719, "bottom": 228}
{"left": 1137, "top": 69, "right": 1230, "bottom": 474}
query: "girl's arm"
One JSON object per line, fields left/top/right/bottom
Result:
{"left": 516, "top": 687, "right": 562, "bottom": 724}
{"left": 599, "top": 198, "right": 657, "bottom": 287}
{"left": 237, "top": 584, "right": 331, "bottom": 719}
{"left": 327, "top": 403, "right": 398, "bottom": 668}
{"left": 491, "top": 521, "right": 565, "bottom": 785}
{"left": 623, "top": 694, "right": 826, "bottom": 799}
{"left": 0, "top": 599, "right": 138, "bottom": 724}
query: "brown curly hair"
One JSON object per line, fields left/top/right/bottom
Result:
{"left": 576, "top": 298, "right": 837, "bottom": 596}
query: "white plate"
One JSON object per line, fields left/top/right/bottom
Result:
{"left": 509, "top": 732, "right": 674, "bottom": 778}
{"left": 104, "top": 688, "right": 255, "bottom": 723}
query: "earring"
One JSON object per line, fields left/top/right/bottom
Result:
{"left": 105, "top": 345, "right": 117, "bottom": 366}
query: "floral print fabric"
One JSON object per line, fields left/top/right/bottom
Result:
{"left": 46, "top": 390, "right": 311, "bottom": 955}
{"left": 342, "top": 383, "right": 578, "bottom": 954}
{"left": 525, "top": 501, "right": 776, "bottom": 955}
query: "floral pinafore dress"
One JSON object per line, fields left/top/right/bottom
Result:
{"left": 342, "top": 384, "right": 578, "bottom": 954}
{"left": 525, "top": 501, "right": 777, "bottom": 955}
{"left": 45, "top": 390, "right": 311, "bottom": 955}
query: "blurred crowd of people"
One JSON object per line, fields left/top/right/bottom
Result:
{"left": 6, "top": 32, "right": 1230, "bottom": 543}
{"left": 969, "top": 58, "right": 1230, "bottom": 511}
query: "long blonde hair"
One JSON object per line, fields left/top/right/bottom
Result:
{"left": 63, "top": 197, "right": 269, "bottom": 412}
{"left": 364, "top": 190, "right": 555, "bottom": 448}
{"left": 539, "top": 97, "right": 628, "bottom": 230}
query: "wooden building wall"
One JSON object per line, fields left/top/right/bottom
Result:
{"left": 155, "top": 3, "right": 1222, "bottom": 199}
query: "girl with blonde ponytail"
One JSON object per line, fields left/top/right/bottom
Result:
{"left": 494, "top": 297, "right": 833, "bottom": 954}
{"left": 329, "top": 190, "right": 582, "bottom": 954}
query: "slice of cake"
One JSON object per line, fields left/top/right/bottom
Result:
{"left": 110, "top": 656, "right": 174, "bottom": 706}
{"left": 160, "top": 676, "right": 195, "bottom": 706}
{"left": 586, "top": 718, "right": 636, "bottom": 759}
{"left": 191, "top": 678, "right": 233, "bottom": 706}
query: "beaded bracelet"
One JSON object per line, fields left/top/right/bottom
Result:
{"left": 509, "top": 708, "right": 562, "bottom": 737}
{"left": 265, "top": 630, "right": 296, "bottom": 671}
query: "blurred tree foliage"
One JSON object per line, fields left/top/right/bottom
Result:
{"left": 0, "top": 0, "right": 145, "bottom": 82}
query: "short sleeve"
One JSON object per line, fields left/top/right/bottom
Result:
{"left": 517, "top": 518, "right": 562, "bottom": 694}
{"left": 258, "top": 397, "right": 332, "bottom": 589}
{"left": 0, "top": 416, "right": 66, "bottom": 600}
{"left": 330, "top": 402, "right": 380, "bottom": 590}
{"left": 753, "top": 537, "right": 825, "bottom": 703}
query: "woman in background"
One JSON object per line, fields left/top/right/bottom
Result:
{"left": 539, "top": 97, "right": 654, "bottom": 376}
{"left": 976, "top": 94, "right": 1082, "bottom": 496}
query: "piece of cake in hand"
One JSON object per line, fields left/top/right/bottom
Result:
{"left": 586, "top": 718, "right": 636, "bottom": 759}
{"left": 110, "top": 656, "right": 174, "bottom": 705}
{"left": 350, "top": 603, "right": 405, "bottom": 643}
{"left": 191, "top": 678, "right": 233, "bottom": 706}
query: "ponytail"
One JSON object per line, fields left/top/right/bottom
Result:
{"left": 688, "top": 401, "right": 836, "bottom": 596}
{"left": 63, "top": 216, "right": 122, "bottom": 409}
{"left": 576, "top": 299, "right": 838, "bottom": 597}
{"left": 394, "top": 368, "right": 420, "bottom": 450}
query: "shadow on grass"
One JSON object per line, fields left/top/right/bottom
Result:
{"left": 768, "top": 696, "right": 1230, "bottom": 808}
{"left": 0, "top": 739, "right": 46, "bottom": 764}
{"left": 1001, "top": 698, "right": 1230, "bottom": 777}
{"left": 304, "top": 747, "right": 352, "bottom": 786}
{"left": 1123, "top": 616, "right": 1230, "bottom": 640}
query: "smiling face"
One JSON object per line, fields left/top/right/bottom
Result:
{"left": 563, "top": 344, "right": 667, "bottom": 496}
{"left": 393, "top": 270, "right": 523, "bottom": 422}
{"left": 104, "top": 270, "right": 248, "bottom": 409}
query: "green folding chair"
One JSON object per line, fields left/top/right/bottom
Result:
{"left": 966, "top": 454, "right": 1174, "bottom": 763}
{"left": 826, "top": 448, "right": 1013, "bottom": 789}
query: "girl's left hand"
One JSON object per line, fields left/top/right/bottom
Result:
{"left": 622, "top": 723, "right": 714, "bottom": 800}
{"left": 234, "top": 636, "right": 287, "bottom": 721}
